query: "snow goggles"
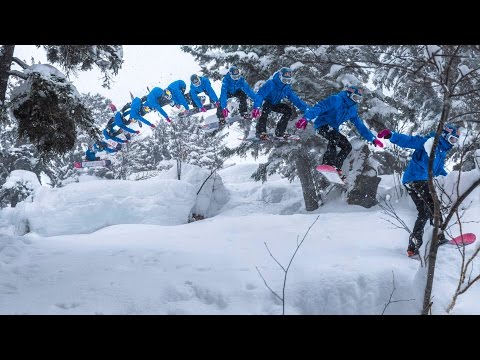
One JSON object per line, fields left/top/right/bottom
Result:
{"left": 446, "top": 133, "right": 459, "bottom": 145}
{"left": 163, "top": 89, "right": 172, "bottom": 100}
{"left": 280, "top": 70, "right": 293, "bottom": 84}
{"left": 192, "top": 76, "right": 201, "bottom": 87}
{"left": 350, "top": 93, "right": 363, "bottom": 103}
{"left": 230, "top": 68, "right": 241, "bottom": 80}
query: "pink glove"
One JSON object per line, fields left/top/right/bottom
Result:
{"left": 165, "top": 117, "right": 172, "bottom": 123}
{"left": 251, "top": 108, "right": 260, "bottom": 119}
{"left": 135, "top": 130, "right": 140, "bottom": 134}
{"left": 295, "top": 118, "right": 308, "bottom": 130}
{"left": 222, "top": 108, "right": 229, "bottom": 118}
{"left": 215, "top": 101, "right": 220, "bottom": 108}
{"left": 377, "top": 129, "right": 392, "bottom": 139}
{"left": 108, "top": 103, "right": 117, "bottom": 112}
{"left": 150, "top": 124, "right": 156, "bottom": 129}
{"left": 200, "top": 107, "right": 207, "bottom": 112}
{"left": 373, "top": 139, "right": 384, "bottom": 148}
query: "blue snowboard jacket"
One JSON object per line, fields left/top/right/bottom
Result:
{"left": 304, "top": 90, "right": 376, "bottom": 143}
{"left": 85, "top": 148, "right": 98, "bottom": 161}
{"left": 253, "top": 72, "right": 308, "bottom": 112}
{"left": 189, "top": 76, "right": 219, "bottom": 108}
{"left": 389, "top": 132, "right": 452, "bottom": 184}
{"left": 129, "top": 97, "right": 154, "bottom": 127}
{"left": 167, "top": 80, "right": 190, "bottom": 110}
{"left": 103, "top": 128, "right": 127, "bottom": 144}
{"left": 113, "top": 110, "right": 137, "bottom": 134}
{"left": 145, "top": 87, "right": 170, "bottom": 120}
{"left": 219, "top": 73, "right": 256, "bottom": 110}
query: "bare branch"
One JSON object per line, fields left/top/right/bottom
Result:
{"left": 381, "top": 271, "right": 415, "bottom": 315}
{"left": 11, "top": 56, "right": 28, "bottom": 69}
{"left": 255, "top": 266, "right": 283, "bottom": 302}
{"left": 7, "top": 69, "right": 27, "bottom": 80}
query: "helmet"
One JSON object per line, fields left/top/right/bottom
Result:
{"left": 95, "top": 141, "right": 106, "bottom": 151}
{"left": 140, "top": 105, "right": 151, "bottom": 116}
{"left": 442, "top": 123, "right": 460, "bottom": 145}
{"left": 163, "top": 89, "right": 172, "bottom": 101}
{"left": 229, "top": 66, "right": 241, "bottom": 80}
{"left": 279, "top": 67, "right": 293, "bottom": 85}
{"left": 191, "top": 74, "right": 201, "bottom": 87}
{"left": 346, "top": 86, "right": 364, "bottom": 103}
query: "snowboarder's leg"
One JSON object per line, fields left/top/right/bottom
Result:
{"left": 272, "top": 103, "right": 293, "bottom": 137}
{"left": 405, "top": 181, "right": 432, "bottom": 254}
{"left": 334, "top": 133, "right": 352, "bottom": 170}
{"left": 233, "top": 90, "right": 248, "bottom": 115}
{"left": 317, "top": 125, "right": 339, "bottom": 167}
{"left": 255, "top": 102, "right": 273, "bottom": 136}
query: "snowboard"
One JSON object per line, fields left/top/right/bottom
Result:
{"left": 178, "top": 102, "right": 217, "bottom": 118}
{"left": 200, "top": 115, "right": 246, "bottom": 131}
{"left": 240, "top": 134, "right": 301, "bottom": 142}
{"left": 74, "top": 160, "right": 112, "bottom": 169}
{"left": 102, "top": 138, "right": 126, "bottom": 151}
{"left": 315, "top": 164, "right": 346, "bottom": 186}
{"left": 441, "top": 233, "right": 476, "bottom": 247}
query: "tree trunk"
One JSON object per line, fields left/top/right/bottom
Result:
{"left": 295, "top": 152, "right": 319, "bottom": 211}
{"left": 176, "top": 159, "right": 181, "bottom": 180}
{"left": 422, "top": 92, "right": 454, "bottom": 315}
{"left": 0, "top": 45, "right": 15, "bottom": 108}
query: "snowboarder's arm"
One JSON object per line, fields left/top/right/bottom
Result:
{"left": 389, "top": 132, "right": 427, "bottom": 150}
{"left": 304, "top": 96, "right": 340, "bottom": 121}
{"left": 350, "top": 115, "right": 376, "bottom": 142}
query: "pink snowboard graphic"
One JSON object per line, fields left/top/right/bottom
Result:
{"left": 315, "top": 164, "right": 345, "bottom": 185}
{"left": 448, "top": 233, "right": 476, "bottom": 246}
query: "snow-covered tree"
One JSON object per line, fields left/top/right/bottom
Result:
{"left": 182, "top": 45, "right": 393, "bottom": 211}
{"left": 0, "top": 170, "right": 41, "bottom": 208}
{"left": 0, "top": 45, "right": 123, "bottom": 158}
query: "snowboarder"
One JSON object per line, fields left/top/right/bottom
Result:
{"left": 376, "top": 123, "right": 459, "bottom": 257}
{"left": 102, "top": 111, "right": 138, "bottom": 144}
{"left": 188, "top": 74, "right": 221, "bottom": 117}
{"left": 251, "top": 67, "right": 309, "bottom": 140}
{"left": 295, "top": 85, "right": 383, "bottom": 179}
{"left": 219, "top": 66, "right": 257, "bottom": 125}
{"left": 145, "top": 87, "right": 172, "bottom": 123}
{"left": 166, "top": 79, "right": 191, "bottom": 113}
{"left": 85, "top": 145, "right": 100, "bottom": 161}
{"left": 129, "top": 97, "right": 157, "bottom": 129}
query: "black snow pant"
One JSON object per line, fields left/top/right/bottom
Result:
{"left": 316, "top": 125, "right": 352, "bottom": 169}
{"left": 404, "top": 180, "right": 442, "bottom": 251}
{"left": 219, "top": 89, "right": 249, "bottom": 119}
{"left": 255, "top": 101, "right": 293, "bottom": 137}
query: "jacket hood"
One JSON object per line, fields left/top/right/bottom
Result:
{"left": 272, "top": 72, "right": 288, "bottom": 87}
{"left": 339, "top": 90, "right": 356, "bottom": 105}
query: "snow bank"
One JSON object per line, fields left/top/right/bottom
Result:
{"left": 158, "top": 163, "right": 229, "bottom": 218}
{"left": 16, "top": 178, "right": 197, "bottom": 236}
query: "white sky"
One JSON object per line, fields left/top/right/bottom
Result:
{"left": 1, "top": 120, "right": 479, "bottom": 314}
{"left": 13, "top": 45, "right": 202, "bottom": 107}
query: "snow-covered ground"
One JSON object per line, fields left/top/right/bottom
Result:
{"left": 1, "top": 158, "right": 479, "bottom": 315}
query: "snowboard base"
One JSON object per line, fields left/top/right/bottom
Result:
{"left": 240, "top": 134, "right": 301, "bottom": 142}
{"left": 74, "top": 160, "right": 112, "bottom": 169}
{"left": 315, "top": 164, "right": 346, "bottom": 185}
{"left": 179, "top": 102, "right": 217, "bottom": 118}
{"left": 444, "top": 232, "right": 476, "bottom": 246}
{"left": 199, "top": 115, "right": 246, "bottom": 131}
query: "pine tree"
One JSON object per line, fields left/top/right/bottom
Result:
{"left": 0, "top": 45, "right": 123, "bottom": 158}
{"left": 181, "top": 45, "right": 393, "bottom": 211}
